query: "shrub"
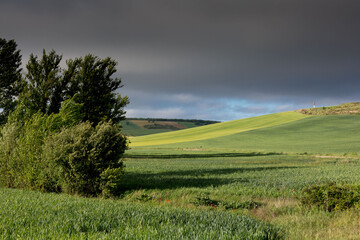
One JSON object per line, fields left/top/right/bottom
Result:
{"left": 43, "top": 121, "right": 127, "bottom": 196}
{"left": 0, "top": 122, "right": 22, "bottom": 188}
{"left": 16, "top": 112, "right": 60, "bottom": 190}
{"left": 300, "top": 182, "right": 360, "bottom": 211}
{"left": 0, "top": 98, "right": 84, "bottom": 191}
{"left": 0, "top": 97, "right": 128, "bottom": 196}
{"left": 100, "top": 167, "right": 125, "bottom": 198}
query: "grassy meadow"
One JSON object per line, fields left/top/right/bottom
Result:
{"left": 2, "top": 153, "right": 360, "bottom": 239}
{"left": 1, "top": 107, "right": 360, "bottom": 239}
{"left": 121, "top": 153, "right": 360, "bottom": 239}
{"left": 142, "top": 115, "right": 360, "bottom": 154}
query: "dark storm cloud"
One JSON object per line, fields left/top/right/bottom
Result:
{"left": 1, "top": 0, "right": 360, "bottom": 120}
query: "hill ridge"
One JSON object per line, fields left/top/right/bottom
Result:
{"left": 297, "top": 102, "right": 360, "bottom": 115}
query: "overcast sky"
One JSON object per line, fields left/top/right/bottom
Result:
{"left": 1, "top": 0, "right": 360, "bottom": 121}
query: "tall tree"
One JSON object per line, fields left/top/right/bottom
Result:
{"left": 22, "top": 50, "right": 63, "bottom": 115}
{"left": 21, "top": 50, "right": 128, "bottom": 125}
{"left": 65, "top": 55, "right": 129, "bottom": 125}
{"left": 0, "top": 38, "right": 22, "bottom": 124}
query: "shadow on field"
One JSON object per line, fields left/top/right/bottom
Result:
{"left": 124, "top": 152, "right": 280, "bottom": 159}
{"left": 119, "top": 166, "right": 299, "bottom": 190}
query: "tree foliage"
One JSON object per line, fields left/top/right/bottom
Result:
{"left": 21, "top": 51, "right": 129, "bottom": 125}
{"left": 0, "top": 39, "right": 129, "bottom": 197}
{"left": 0, "top": 38, "right": 22, "bottom": 124}
{"left": 22, "top": 50, "right": 63, "bottom": 115}
{"left": 65, "top": 55, "right": 129, "bottom": 125}
{"left": 0, "top": 97, "right": 127, "bottom": 196}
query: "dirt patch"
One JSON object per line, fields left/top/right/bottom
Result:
{"left": 159, "top": 121, "right": 186, "bottom": 129}
{"left": 130, "top": 120, "right": 186, "bottom": 129}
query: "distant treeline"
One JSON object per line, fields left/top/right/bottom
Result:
{"left": 143, "top": 123, "right": 179, "bottom": 130}
{"left": 127, "top": 118, "right": 220, "bottom": 126}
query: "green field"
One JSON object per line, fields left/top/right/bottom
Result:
{"left": 141, "top": 115, "right": 360, "bottom": 154}
{"left": 131, "top": 112, "right": 309, "bottom": 146}
{"left": 2, "top": 107, "right": 360, "bottom": 239}
{"left": 2, "top": 154, "right": 360, "bottom": 239}
{"left": 119, "top": 153, "right": 360, "bottom": 239}
{"left": 130, "top": 113, "right": 360, "bottom": 155}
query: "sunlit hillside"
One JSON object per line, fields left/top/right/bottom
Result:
{"left": 130, "top": 111, "right": 310, "bottom": 147}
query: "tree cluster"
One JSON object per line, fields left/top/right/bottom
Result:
{"left": 0, "top": 39, "right": 22, "bottom": 124}
{"left": 0, "top": 38, "right": 129, "bottom": 197}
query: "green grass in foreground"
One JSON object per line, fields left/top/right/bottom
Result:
{"left": 2, "top": 153, "right": 360, "bottom": 239}
{"left": 122, "top": 153, "right": 360, "bottom": 199}
{"left": 0, "top": 188, "right": 281, "bottom": 240}
{"left": 130, "top": 112, "right": 309, "bottom": 146}
{"left": 121, "top": 153, "right": 360, "bottom": 239}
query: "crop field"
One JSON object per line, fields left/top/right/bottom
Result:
{"left": 1, "top": 109, "right": 360, "bottom": 239}
{"left": 119, "top": 153, "right": 360, "bottom": 239}
{"left": 130, "top": 112, "right": 309, "bottom": 146}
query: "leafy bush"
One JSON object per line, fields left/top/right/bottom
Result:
{"left": 300, "top": 182, "right": 360, "bottom": 211}
{"left": 0, "top": 98, "right": 84, "bottom": 191}
{"left": 100, "top": 167, "right": 125, "bottom": 198}
{"left": 43, "top": 121, "right": 127, "bottom": 196}
{"left": 0, "top": 97, "right": 127, "bottom": 197}
{"left": 0, "top": 121, "right": 22, "bottom": 188}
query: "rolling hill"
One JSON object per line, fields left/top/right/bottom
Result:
{"left": 159, "top": 115, "right": 360, "bottom": 154}
{"left": 130, "top": 111, "right": 309, "bottom": 147}
{"left": 130, "top": 103, "right": 360, "bottom": 154}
